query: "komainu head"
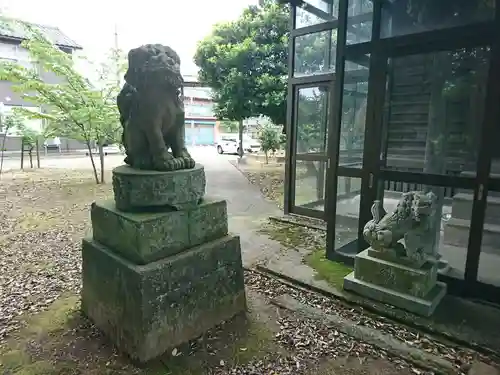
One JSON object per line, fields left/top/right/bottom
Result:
{"left": 124, "top": 44, "right": 184, "bottom": 90}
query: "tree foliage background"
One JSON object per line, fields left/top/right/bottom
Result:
{"left": 0, "top": 20, "right": 126, "bottom": 183}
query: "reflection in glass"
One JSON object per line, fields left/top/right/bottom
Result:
{"left": 347, "top": 0, "right": 373, "bottom": 44}
{"left": 339, "top": 55, "right": 369, "bottom": 167}
{"left": 294, "top": 160, "right": 327, "bottom": 211}
{"left": 373, "top": 182, "right": 471, "bottom": 279}
{"left": 477, "top": 192, "right": 500, "bottom": 287}
{"left": 381, "top": 47, "right": 490, "bottom": 176}
{"left": 334, "top": 177, "right": 362, "bottom": 249}
{"left": 295, "top": 86, "right": 329, "bottom": 154}
{"left": 303, "top": 0, "right": 339, "bottom": 16}
{"left": 295, "top": 0, "right": 337, "bottom": 28}
{"left": 294, "top": 30, "right": 337, "bottom": 77}
{"left": 381, "top": 0, "right": 495, "bottom": 38}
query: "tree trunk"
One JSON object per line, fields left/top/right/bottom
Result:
{"left": 20, "top": 141, "right": 24, "bottom": 170}
{"left": 264, "top": 151, "right": 269, "bottom": 164}
{"left": 99, "top": 143, "right": 105, "bottom": 184}
{"left": 0, "top": 134, "right": 6, "bottom": 178}
{"left": 29, "top": 149, "right": 33, "bottom": 168}
{"left": 86, "top": 141, "right": 100, "bottom": 184}
{"left": 423, "top": 52, "right": 451, "bottom": 258}
{"left": 36, "top": 137, "right": 40, "bottom": 168}
{"left": 238, "top": 119, "right": 244, "bottom": 158}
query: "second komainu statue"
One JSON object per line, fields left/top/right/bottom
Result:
{"left": 117, "top": 44, "right": 196, "bottom": 171}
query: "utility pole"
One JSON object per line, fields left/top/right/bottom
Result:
{"left": 114, "top": 23, "right": 120, "bottom": 86}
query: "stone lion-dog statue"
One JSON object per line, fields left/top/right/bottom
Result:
{"left": 117, "top": 44, "right": 196, "bottom": 171}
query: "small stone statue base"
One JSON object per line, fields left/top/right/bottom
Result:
{"left": 344, "top": 248, "right": 447, "bottom": 317}
{"left": 81, "top": 164, "right": 246, "bottom": 362}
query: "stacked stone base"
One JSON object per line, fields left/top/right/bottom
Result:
{"left": 344, "top": 248, "right": 446, "bottom": 317}
{"left": 81, "top": 164, "right": 246, "bottom": 362}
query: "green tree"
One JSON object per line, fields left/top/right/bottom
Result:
{"left": 194, "top": 0, "right": 289, "bottom": 128}
{"left": 257, "top": 124, "right": 281, "bottom": 164}
{"left": 15, "top": 117, "right": 40, "bottom": 169}
{"left": 0, "top": 113, "right": 23, "bottom": 177}
{"left": 0, "top": 23, "right": 125, "bottom": 184}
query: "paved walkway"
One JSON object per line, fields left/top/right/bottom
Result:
{"left": 194, "top": 149, "right": 282, "bottom": 267}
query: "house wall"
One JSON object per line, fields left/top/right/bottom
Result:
{"left": 183, "top": 85, "right": 218, "bottom": 146}
{"left": 0, "top": 38, "right": 90, "bottom": 151}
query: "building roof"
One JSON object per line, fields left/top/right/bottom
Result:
{"left": 0, "top": 18, "right": 82, "bottom": 49}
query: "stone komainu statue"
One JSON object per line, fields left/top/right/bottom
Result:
{"left": 117, "top": 44, "right": 195, "bottom": 171}
{"left": 363, "top": 191, "right": 438, "bottom": 263}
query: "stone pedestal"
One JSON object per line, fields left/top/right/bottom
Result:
{"left": 343, "top": 248, "right": 447, "bottom": 317}
{"left": 82, "top": 164, "right": 246, "bottom": 362}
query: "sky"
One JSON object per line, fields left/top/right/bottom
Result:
{"left": 1, "top": 0, "right": 258, "bottom": 75}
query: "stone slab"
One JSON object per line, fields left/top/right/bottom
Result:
{"left": 468, "top": 361, "right": 500, "bottom": 375}
{"left": 81, "top": 235, "right": 246, "bottom": 363}
{"left": 355, "top": 249, "right": 437, "bottom": 298}
{"left": 344, "top": 272, "right": 447, "bottom": 317}
{"left": 367, "top": 248, "right": 428, "bottom": 268}
{"left": 112, "top": 164, "right": 206, "bottom": 212}
{"left": 91, "top": 198, "right": 228, "bottom": 265}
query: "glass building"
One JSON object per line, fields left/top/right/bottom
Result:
{"left": 282, "top": 0, "right": 500, "bottom": 303}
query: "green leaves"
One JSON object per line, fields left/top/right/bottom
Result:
{"left": 194, "top": 1, "right": 289, "bottom": 125}
{"left": 0, "top": 24, "right": 123, "bottom": 146}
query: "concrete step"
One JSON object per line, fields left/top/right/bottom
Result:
{"left": 449, "top": 193, "right": 500, "bottom": 224}
{"left": 443, "top": 217, "right": 500, "bottom": 256}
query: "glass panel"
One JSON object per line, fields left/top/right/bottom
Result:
{"left": 294, "top": 29, "right": 337, "bottom": 77}
{"left": 380, "top": 47, "right": 491, "bottom": 177}
{"left": 374, "top": 181, "right": 473, "bottom": 280}
{"left": 295, "top": 0, "right": 338, "bottom": 28}
{"left": 295, "top": 85, "right": 329, "bottom": 154}
{"left": 294, "top": 160, "right": 327, "bottom": 211}
{"left": 334, "top": 176, "right": 362, "bottom": 249}
{"left": 339, "top": 55, "right": 369, "bottom": 168}
{"left": 347, "top": 0, "right": 373, "bottom": 44}
{"left": 477, "top": 191, "right": 500, "bottom": 287}
{"left": 304, "top": 0, "right": 338, "bottom": 15}
{"left": 381, "top": 0, "right": 495, "bottom": 38}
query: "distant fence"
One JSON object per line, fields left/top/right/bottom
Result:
{"left": 0, "top": 134, "right": 87, "bottom": 153}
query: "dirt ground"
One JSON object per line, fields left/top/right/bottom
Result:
{"left": 0, "top": 168, "right": 480, "bottom": 374}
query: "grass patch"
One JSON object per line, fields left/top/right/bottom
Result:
{"left": 305, "top": 249, "right": 353, "bottom": 289}
{"left": 0, "top": 292, "right": 280, "bottom": 375}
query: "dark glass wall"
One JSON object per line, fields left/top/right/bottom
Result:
{"left": 284, "top": 0, "right": 500, "bottom": 303}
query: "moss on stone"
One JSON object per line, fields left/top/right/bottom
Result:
{"left": 23, "top": 295, "right": 80, "bottom": 337}
{"left": 258, "top": 221, "right": 326, "bottom": 250}
{"left": 305, "top": 249, "right": 353, "bottom": 289}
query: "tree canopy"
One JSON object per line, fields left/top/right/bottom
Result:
{"left": 0, "top": 22, "right": 126, "bottom": 183}
{"left": 195, "top": 0, "right": 336, "bottom": 134}
{"left": 194, "top": 0, "right": 289, "bottom": 126}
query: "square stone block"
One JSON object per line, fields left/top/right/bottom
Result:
{"left": 354, "top": 249, "right": 437, "bottom": 298}
{"left": 91, "top": 198, "right": 228, "bottom": 264}
{"left": 81, "top": 235, "right": 246, "bottom": 363}
{"left": 344, "top": 272, "right": 447, "bottom": 317}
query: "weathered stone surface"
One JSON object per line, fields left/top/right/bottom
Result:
{"left": 118, "top": 44, "right": 196, "bottom": 171}
{"left": 81, "top": 235, "right": 246, "bottom": 363}
{"left": 112, "top": 164, "right": 206, "bottom": 211}
{"left": 468, "top": 361, "right": 500, "bottom": 375}
{"left": 367, "top": 248, "right": 428, "bottom": 268}
{"left": 355, "top": 249, "right": 437, "bottom": 298}
{"left": 344, "top": 248, "right": 446, "bottom": 317}
{"left": 91, "top": 198, "right": 228, "bottom": 264}
{"left": 344, "top": 273, "right": 446, "bottom": 317}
